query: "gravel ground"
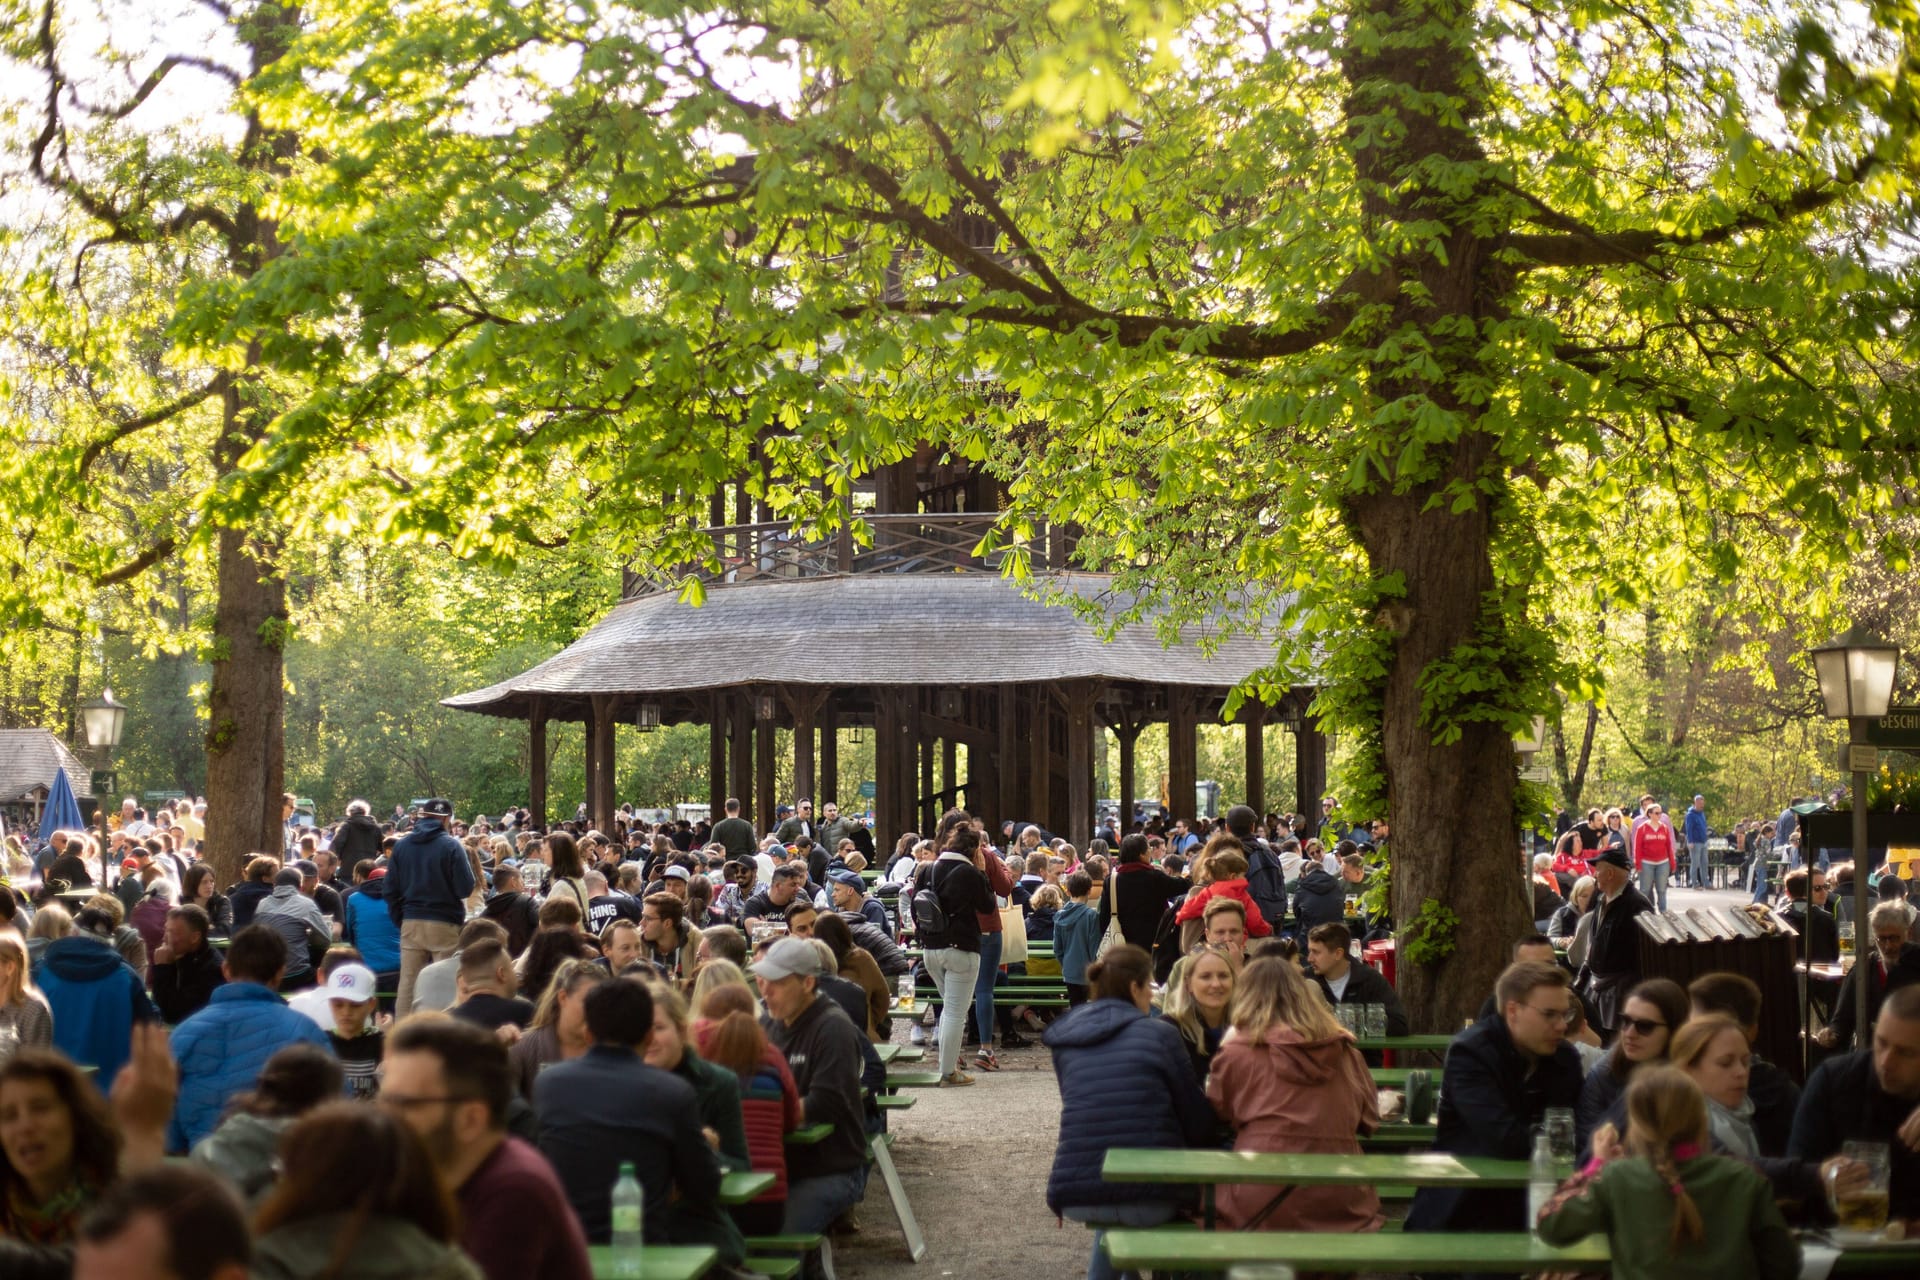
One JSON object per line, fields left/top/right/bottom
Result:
{"left": 829, "top": 1032, "right": 1087, "bottom": 1280}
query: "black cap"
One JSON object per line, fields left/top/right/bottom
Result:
{"left": 1587, "top": 845, "right": 1631, "bottom": 871}
{"left": 421, "top": 798, "right": 454, "bottom": 818}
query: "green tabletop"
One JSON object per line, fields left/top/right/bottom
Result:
{"left": 1352, "top": 1034, "right": 1456, "bottom": 1052}
{"left": 1826, "top": 1238, "right": 1920, "bottom": 1272}
{"left": 1371, "top": 1067, "right": 1414, "bottom": 1086}
{"left": 883, "top": 1069, "right": 944, "bottom": 1088}
{"left": 587, "top": 1244, "right": 717, "bottom": 1280}
{"left": 718, "top": 1170, "right": 775, "bottom": 1204}
{"left": 875, "top": 1043, "right": 903, "bottom": 1063}
{"left": 1101, "top": 1149, "right": 1530, "bottom": 1188}
{"left": 1102, "top": 1229, "right": 1610, "bottom": 1272}
{"left": 785, "top": 1122, "right": 833, "bottom": 1145}
{"left": 1362, "top": 1123, "right": 1438, "bottom": 1146}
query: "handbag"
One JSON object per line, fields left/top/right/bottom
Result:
{"left": 1096, "top": 869, "right": 1126, "bottom": 958}
{"left": 998, "top": 902, "right": 1028, "bottom": 963}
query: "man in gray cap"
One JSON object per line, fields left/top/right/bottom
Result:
{"left": 387, "top": 798, "right": 475, "bottom": 1016}
{"left": 755, "top": 937, "right": 870, "bottom": 1235}
{"left": 1580, "top": 844, "right": 1653, "bottom": 1036}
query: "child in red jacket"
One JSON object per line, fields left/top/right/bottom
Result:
{"left": 1173, "top": 848, "right": 1274, "bottom": 940}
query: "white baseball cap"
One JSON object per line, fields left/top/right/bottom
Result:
{"left": 325, "top": 963, "right": 378, "bottom": 1003}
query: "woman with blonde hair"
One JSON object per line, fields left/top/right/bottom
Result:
{"left": 1205, "top": 954, "right": 1381, "bottom": 1232}
{"left": 1538, "top": 1066, "right": 1798, "bottom": 1280}
{"left": 696, "top": 983, "right": 800, "bottom": 1236}
{"left": 24, "top": 902, "right": 72, "bottom": 968}
{"left": 507, "top": 957, "right": 601, "bottom": 1098}
{"left": 689, "top": 957, "right": 754, "bottom": 1026}
{"left": 1158, "top": 946, "right": 1234, "bottom": 1083}
{"left": 0, "top": 933, "right": 52, "bottom": 1064}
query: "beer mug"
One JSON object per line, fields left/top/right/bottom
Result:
{"left": 1827, "top": 1141, "right": 1890, "bottom": 1232}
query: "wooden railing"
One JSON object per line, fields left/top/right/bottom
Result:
{"left": 622, "top": 514, "right": 1082, "bottom": 598}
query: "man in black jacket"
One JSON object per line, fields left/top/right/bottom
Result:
{"left": 1783, "top": 865, "right": 1841, "bottom": 962}
{"left": 330, "top": 799, "right": 384, "bottom": 867}
{"left": 149, "top": 904, "right": 226, "bottom": 1023}
{"left": 1405, "top": 961, "right": 1584, "bottom": 1234}
{"left": 1580, "top": 846, "right": 1653, "bottom": 1035}
{"left": 1306, "top": 922, "right": 1407, "bottom": 1048}
{"left": 1790, "top": 983, "right": 1920, "bottom": 1219}
{"left": 480, "top": 864, "right": 541, "bottom": 957}
{"left": 1225, "top": 806, "right": 1288, "bottom": 932}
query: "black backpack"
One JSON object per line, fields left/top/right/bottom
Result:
{"left": 909, "top": 862, "right": 950, "bottom": 946}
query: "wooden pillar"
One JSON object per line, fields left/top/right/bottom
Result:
{"left": 1243, "top": 702, "right": 1267, "bottom": 816}
{"left": 1167, "top": 685, "right": 1198, "bottom": 826}
{"left": 784, "top": 689, "right": 828, "bottom": 815}
{"left": 874, "top": 691, "right": 899, "bottom": 846}
{"left": 942, "top": 736, "right": 958, "bottom": 807}
{"left": 582, "top": 702, "right": 598, "bottom": 828}
{"left": 729, "top": 692, "right": 753, "bottom": 823}
{"left": 755, "top": 690, "right": 777, "bottom": 837}
{"left": 707, "top": 693, "right": 726, "bottom": 812}
{"left": 1116, "top": 721, "right": 1140, "bottom": 835}
{"left": 1028, "top": 687, "right": 1052, "bottom": 834}
{"left": 819, "top": 703, "right": 839, "bottom": 810}
{"left": 897, "top": 690, "right": 920, "bottom": 838}
{"left": 1066, "top": 681, "right": 1096, "bottom": 853}
{"left": 590, "top": 694, "right": 617, "bottom": 834}
{"left": 1295, "top": 706, "right": 1328, "bottom": 822}
{"left": 998, "top": 684, "right": 1019, "bottom": 829}
{"left": 528, "top": 699, "right": 548, "bottom": 830}
{"left": 921, "top": 730, "right": 936, "bottom": 833}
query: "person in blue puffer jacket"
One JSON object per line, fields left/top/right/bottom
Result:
{"left": 169, "top": 924, "right": 332, "bottom": 1152}
{"left": 342, "top": 866, "right": 402, "bottom": 1000}
{"left": 1043, "top": 944, "right": 1215, "bottom": 1280}
{"left": 38, "top": 908, "right": 160, "bottom": 1088}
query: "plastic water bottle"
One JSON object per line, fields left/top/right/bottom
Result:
{"left": 1527, "top": 1130, "right": 1556, "bottom": 1236}
{"left": 610, "top": 1161, "right": 644, "bottom": 1277}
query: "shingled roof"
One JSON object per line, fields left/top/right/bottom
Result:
{"left": 0, "top": 728, "right": 94, "bottom": 803}
{"left": 445, "top": 573, "right": 1289, "bottom": 720}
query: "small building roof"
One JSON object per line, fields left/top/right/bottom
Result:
{"left": 0, "top": 728, "right": 94, "bottom": 803}
{"left": 446, "top": 573, "right": 1288, "bottom": 720}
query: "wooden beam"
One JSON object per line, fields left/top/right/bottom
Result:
{"left": 1029, "top": 686, "right": 1052, "bottom": 833}
{"left": 755, "top": 690, "right": 777, "bottom": 838}
{"left": 1243, "top": 701, "right": 1267, "bottom": 817}
{"left": 528, "top": 697, "right": 548, "bottom": 831}
{"left": 1167, "top": 685, "right": 1198, "bottom": 826}
{"left": 590, "top": 694, "right": 617, "bottom": 835}
{"left": 1066, "top": 681, "right": 1095, "bottom": 853}
{"left": 582, "top": 699, "right": 599, "bottom": 829}
{"left": 875, "top": 690, "right": 900, "bottom": 844}
{"left": 708, "top": 692, "right": 726, "bottom": 813}
{"left": 819, "top": 703, "right": 839, "bottom": 810}
{"left": 920, "top": 726, "right": 936, "bottom": 834}
{"left": 1295, "top": 703, "right": 1328, "bottom": 822}
{"left": 730, "top": 691, "right": 753, "bottom": 824}
{"left": 998, "top": 684, "right": 1019, "bottom": 831}
{"left": 783, "top": 688, "right": 830, "bottom": 812}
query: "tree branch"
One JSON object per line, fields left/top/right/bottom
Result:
{"left": 68, "top": 54, "right": 243, "bottom": 121}
{"left": 93, "top": 537, "right": 179, "bottom": 587}
{"left": 78, "top": 377, "right": 225, "bottom": 476}
{"left": 1505, "top": 152, "right": 1878, "bottom": 268}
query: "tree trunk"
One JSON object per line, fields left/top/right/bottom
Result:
{"left": 1353, "top": 476, "right": 1532, "bottom": 1031}
{"left": 202, "top": 518, "right": 286, "bottom": 888}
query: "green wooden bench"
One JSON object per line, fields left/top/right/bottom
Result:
{"left": 1352, "top": 1033, "right": 1456, "bottom": 1053}
{"left": 744, "top": 1255, "right": 800, "bottom": 1279}
{"left": 743, "top": 1231, "right": 829, "bottom": 1280}
{"left": 875, "top": 1093, "right": 916, "bottom": 1110}
{"left": 1100, "top": 1229, "right": 1610, "bottom": 1272}
{"left": 785, "top": 1122, "right": 833, "bottom": 1145}
{"left": 718, "top": 1170, "right": 775, "bottom": 1204}
{"left": 883, "top": 1070, "right": 944, "bottom": 1088}
{"left": 586, "top": 1244, "right": 718, "bottom": 1280}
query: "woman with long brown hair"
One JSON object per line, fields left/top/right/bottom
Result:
{"left": 251, "top": 1102, "right": 481, "bottom": 1279}
{"left": 698, "top": 982, "right": 802, "bottom": 1235}
{"left": 1206, "top": 954, "right": 1381, "bottom": 1233}
{"left": 0, "top": 935, "right": 52, "bottom": 1066}
{"left": 1539, "top": 1066, "right": 1798, "bottom": 1280}
{"left": 0, "top": 1050, "right": 121, "bottom": 1243}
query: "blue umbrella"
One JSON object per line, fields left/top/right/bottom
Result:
{"left": 41, "top": 766, "right": 85, "bottom": 841}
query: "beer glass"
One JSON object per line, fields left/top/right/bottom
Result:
{"left": 1828, "top": 1141, "right": 1890, "bottom": 1232}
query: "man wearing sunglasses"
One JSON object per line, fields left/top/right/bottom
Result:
{"left": 1406, "top": 961, "right": 1583, "bottom": 1236}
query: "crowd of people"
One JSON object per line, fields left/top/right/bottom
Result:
{"left": 0, "top": 786, "right": 1916, "bottom": 1280}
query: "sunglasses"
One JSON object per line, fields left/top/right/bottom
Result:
{"left": 1620, "top": 1015, "right": 1668, "bottom": 1036}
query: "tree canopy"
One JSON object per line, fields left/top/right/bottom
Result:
{"left": 9, "top": 0, "right": 1920, "bottom": 1021}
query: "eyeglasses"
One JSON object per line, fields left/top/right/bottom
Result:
{"left": 1525, "top": 1004, "right": 1576, "bottom": 1024}
{"left": 1620, "top": 1015, "right": 1667, "bottom": 1036}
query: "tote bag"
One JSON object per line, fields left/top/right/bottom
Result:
{"left": 1095, "top": 870, "right": 1126, "bottom": 958}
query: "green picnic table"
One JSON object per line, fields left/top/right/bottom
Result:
{"left": 1362, "top": 1123, "right": 1438, "bottom": 1147}
{"left": 1101, "top": 1229, "right": 1609, "bottom": 1273}
{"left": 1352, "top": 1034, "right": 1456, "bottom": 1052}
{"left": 875, "top": 1043, "right": 904, "bottom": 1064}
{"left": 785, "top": 1122, "right": 833, "bottom": 1145}
{"left": 719, "top": 1170, "right": 775, "bottom": 1204}
{"left": 586, "top": 1244, "right": 717, "bottom": 1280}
{"left": 883, "top": 1070, "right": 944, "bottom": 1088}
{"left": 1102, "top": 1147, "right": 1523, "bottom": 1228}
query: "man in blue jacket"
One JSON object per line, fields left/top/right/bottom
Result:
{"left": 387, "top": 798, "right": 475, "bottom": 1016}
{"left": 1684, "top": 794, "right": 1711, "bottom": 889}
{"left": 168, "top": 924, "right": 332, "bottom": 1151}
{"left": 38, "top": 907, "right": 160, "bottom": 1089}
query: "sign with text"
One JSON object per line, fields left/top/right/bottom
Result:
{"left": 1862, "top": 706, "right": 1920, "bottom": 751}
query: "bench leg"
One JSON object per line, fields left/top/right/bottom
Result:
{"left": 869, "top": 1132, "right": 927, "bottom": 1262}
{"left": 818, "top": 1236, "right": 837, "bottom": 1280}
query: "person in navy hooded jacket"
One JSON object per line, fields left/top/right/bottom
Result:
{"left": 1043, "top": 944, "right": 1214, "bottom": 1280}
{"left": 387, "top": 798, "right": 474, "bottom": 1016}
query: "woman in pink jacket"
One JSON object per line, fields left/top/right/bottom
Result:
{"left": 1205, "top": 954, "right": 1382, "bottom": 1232}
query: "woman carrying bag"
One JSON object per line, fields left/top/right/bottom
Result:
{"left": 1099, "top": 834, "right": 1186, "bottom": 951}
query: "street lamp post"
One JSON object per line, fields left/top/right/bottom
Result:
{"left": 77, "top": 689, "right": 128, "bottom": 887}
{"left": 1809, "top": 628, "right": 1901, "bottom": 1051}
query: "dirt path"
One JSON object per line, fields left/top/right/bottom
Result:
{"left": 831, "top": 1038, "right": 1089, "bottom": 1280}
